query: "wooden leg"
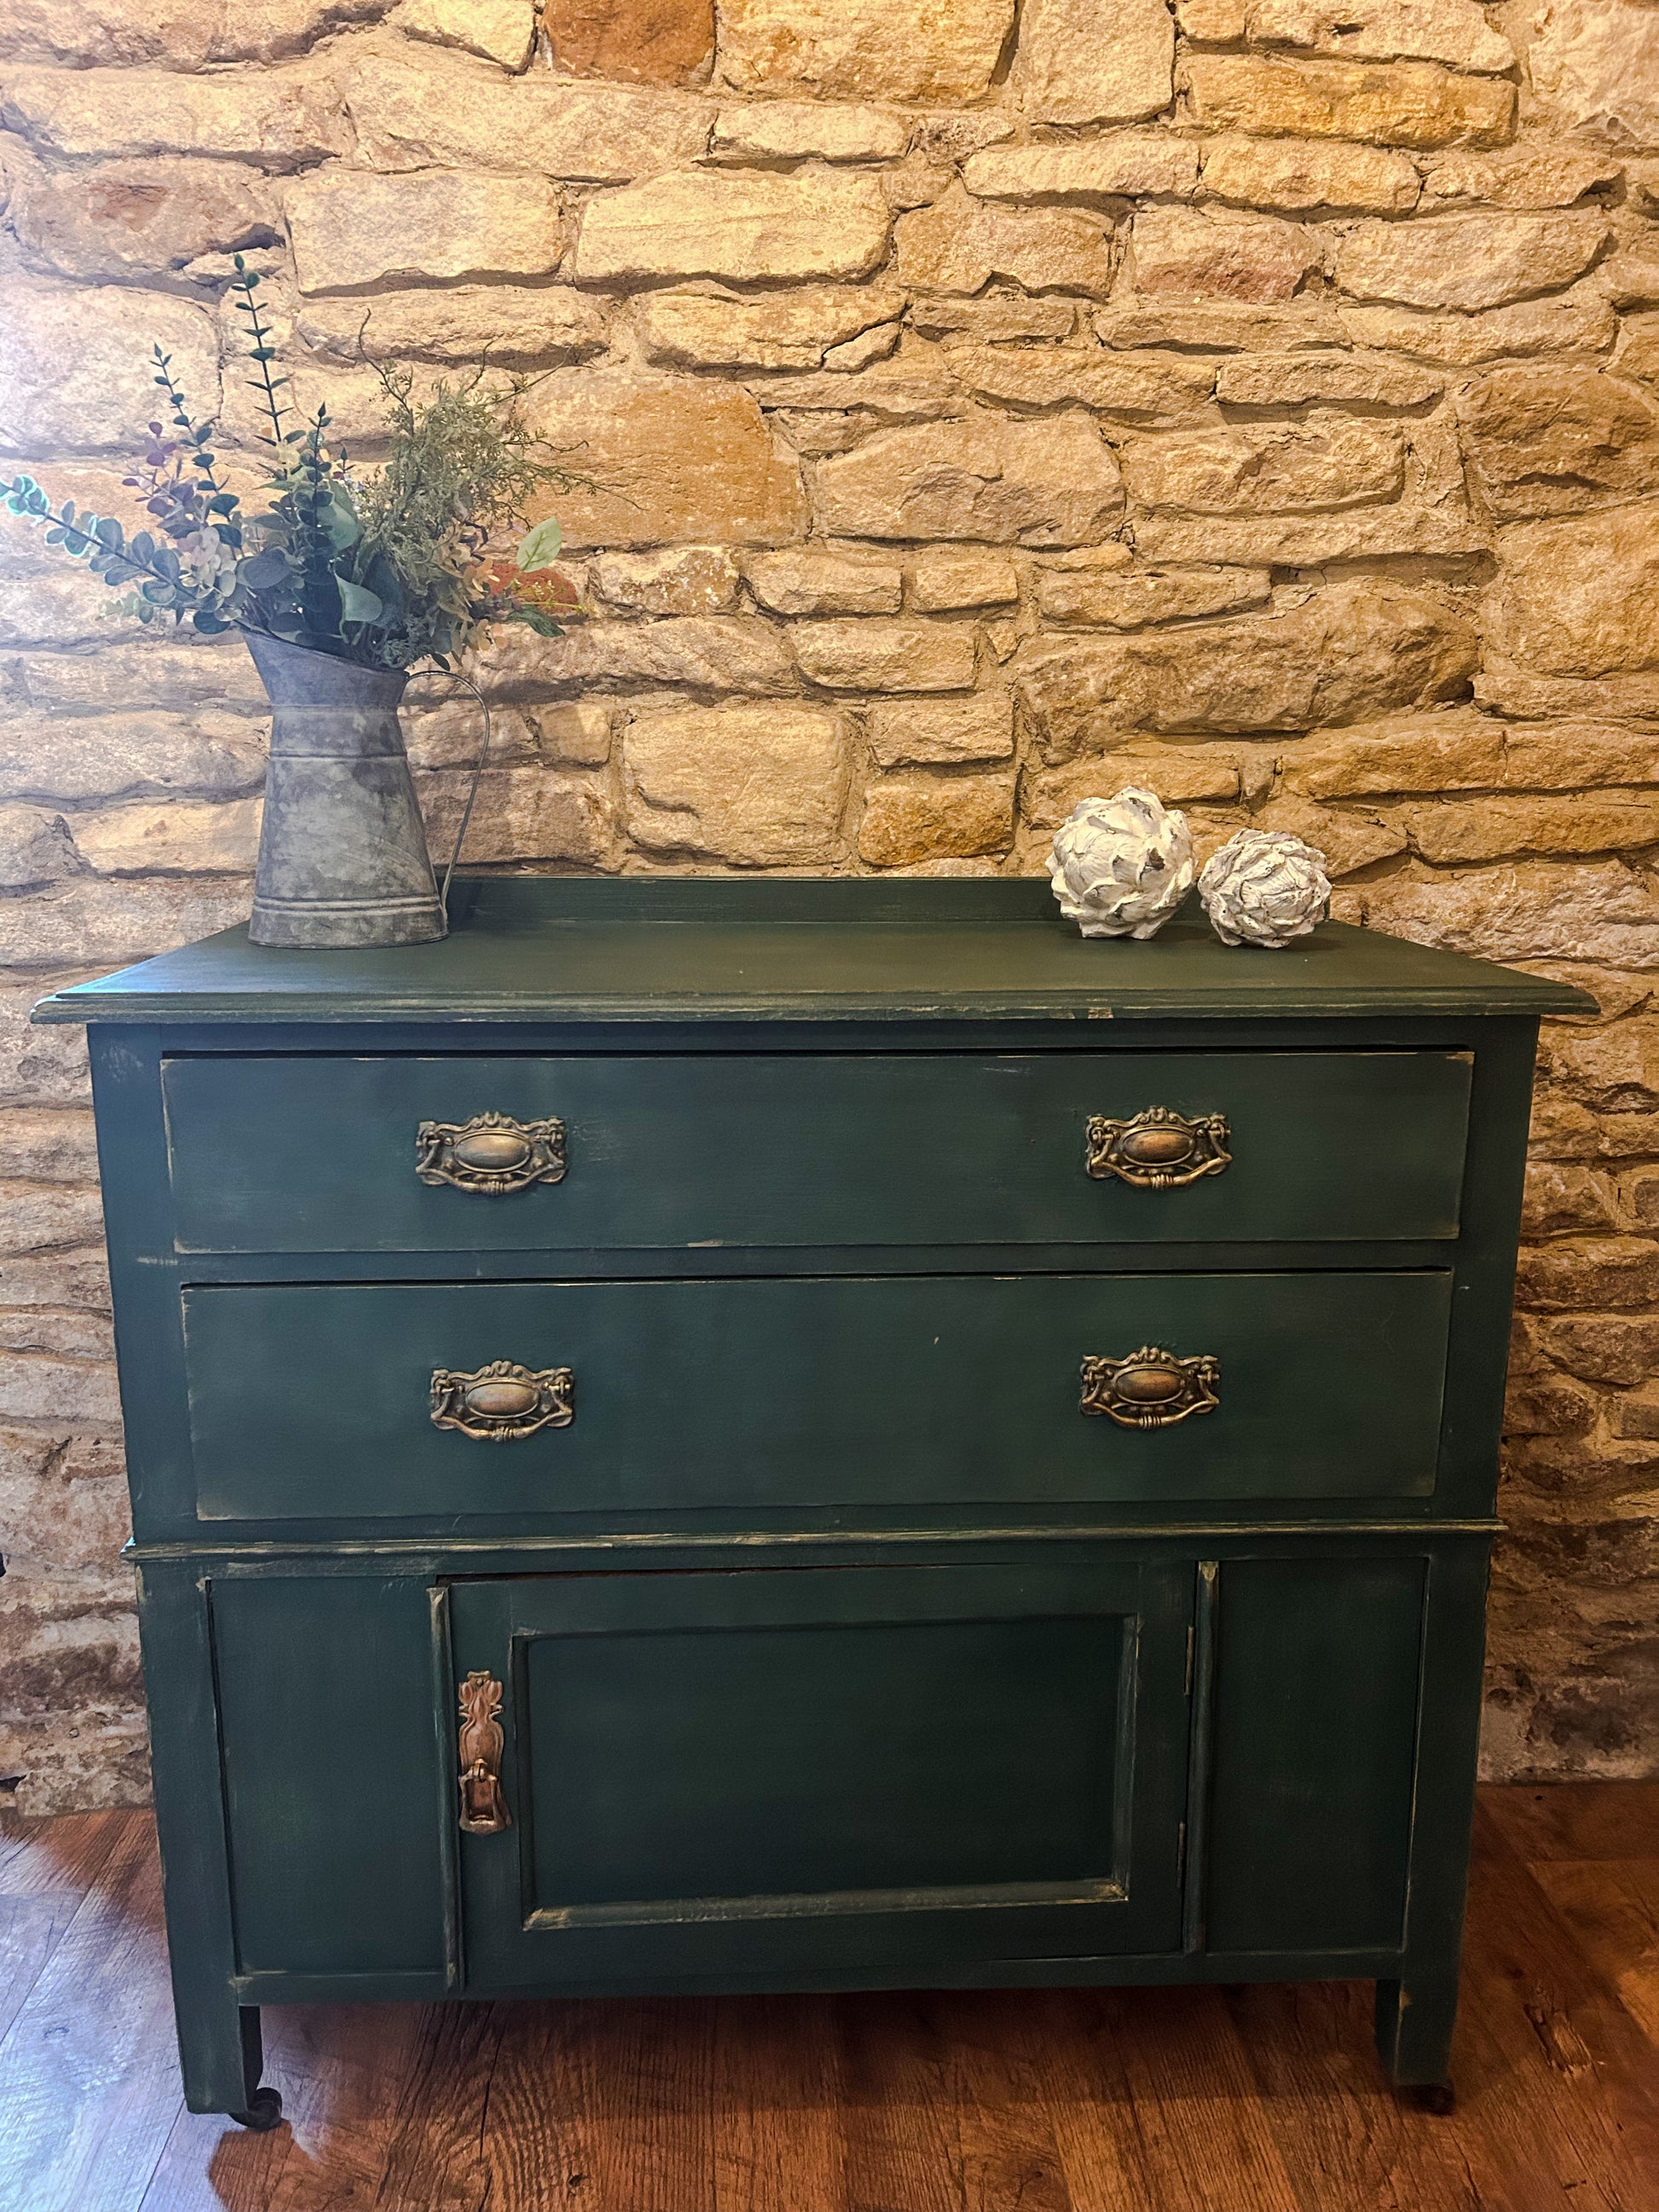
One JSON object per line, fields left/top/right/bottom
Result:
{"left": 176, "top": 1990, "right": 280, "bottom": 2126}
{"left": 1374, "top": 1970, "right": 1459, "bottom": 2101}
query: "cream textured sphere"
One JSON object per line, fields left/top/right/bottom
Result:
{"left": 1049, "top": 788, "right": 1196, "bottom": 940}
{"left": 1199, "top": 828, "right": 1332, "bottom": 949}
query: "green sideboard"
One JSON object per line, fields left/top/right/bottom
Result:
{"left": 34, "top": 877, "right": 1588, "bottom": 2127}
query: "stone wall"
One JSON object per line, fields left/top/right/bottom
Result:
{"left": 1, "top": 0, "right": 1656, "bottom": 1811}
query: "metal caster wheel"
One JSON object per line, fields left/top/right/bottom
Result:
{"left": 233, "top": 2087, "right": 284, "bottom": 2132}
{"left": 1409, "top": 2082, "right": 1456, "bottom": 2117}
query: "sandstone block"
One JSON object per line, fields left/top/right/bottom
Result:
{"left": 1037, "top": 566, "right": 1270, "bottom": 626}
{"left": 394, "top": 0, "right": 537, "bottom": 67}
{"left": 1606, "top": 1382, "right": 1659, "bottom": 1438}
{"left": 814, "top": 415, "right": 1124, "bottom": 545}
{"left": 0, "top": 804, "right": 73, "bottom": 889}
{"left": 1131, "top": 508, "right": 1488, "bottom": 561}
{"left": 1281, "top": 709, "right": 1506, "bottom": 797}
{"left": 69, "top": 797, "right": 261, "bottom": 876}
{"left": 1012, "top": 580, "right": 1477, "bottom": 748}
{"left": 1552, "top": 1020, "right": 1659, "bottom": 1108}
{"left": 962, "top": 136, "right": 1199, "bottom": 205}
{"left": 286, "top": 168, "right": 563, "bottom": 293}
{"left": 405, "top": 702, "right": 538, "bottom": 773}
{"left": 1458, "top": 367, "right": 1659, "bottom": 522}
{"left": 866, "top": 694, "right": 1014, "bottom": 767}
{"left": 341, "top": 49, "right": 709, "bottom": 181}
{"left": 634, "top": 286, "right": 905, "bottom": 371}
{"left": 823, "top": 324, "right": 905, "bottom": 373}
{"left": 591, "top": 546, "right": 743, "bottom": 615}
{"left": 298, "top": 287, "right": 607, "bottom": 367}
{"left": 1401, "top": 792, "right": 1659, "bottom": 862}
{"left": 858, "top": 771, "right": 1014, "bottom": 865}
{"left": 1529, "top": 0, "right": 1659, "bottom": 153}
{"left": 708, "top": 101, "right": 909, "bottom": 162}
{"left": 419, "top": 767, "right": 615, "bottom": 869}
{"left": 907, "top": 550, "right": 1020, "bottom": 611}
{"left": 1251, "top": 792, "right": 1408, "bottom": 875}
{"left": 1241, "top": 0, "right": 1513, "bottom": 72}
{"left": 945, "top": 345, "right": 1217, "bottom": 426}
{"left": 1338, "top": 283, "right": 1618, "bottom": 363}
{"left": 1214, "top": 351, "right": 1444, "bottom": 405}
{"left": 1517, "top": 1234, "right": 1659, "bottom": 1309}
{"left": 576, "top": 170, "right": 888, "bottom": 284}
{"left": 0, "top": 61, "right": 349, "bottom": 164}
{"left": 0, "top": 282, "right": 219, "bottom": 457}
{"left": 1015, "top": 0, "right": 1174, "bottom": 124}
{"left": 521, "top": 370, "right": 807, "bottom": 547}
{"left": 792, "top": 619, "right": 980, "bottom": 691}
{"left": 910, "top": 297, "right": 1078, "bottom": 344}
{"left": 624, "top": 702, "right": 847, "bottom": 863}
{"left": 543, "top": 0, "right": 711, "bottom": 82}
{"left": 717, "top": 0, "right": 1014, "bottom": 104}
{"left": 754, "top": 348, "right": 960, "bottom": 423}
{"left": 1094, "top": 298, "right": 1346, "bottom": 350}
{"left": 0, "top": 1106, "right": 98, "bottom": 1181}
{"left": 1333, "top": 211, "right": 1610, "bottom": 312}
{"left": 1198, "top": 135, "right": 1419, "bottom": 214}
{"left": 1520, "top": 1162, "right": 1620, "bottom": 1238}
{"left": 0, "top": 570, "right": 141, "bottom": 652}
{"left": 9, "top": 159, "right": 278, "bottom": 282}
{"left": 1025, "top": 746, "right": 1246, "bottom": 825}
{"left": 1120, "top": 415, "right": 1406, "bottom": 512}
{"left": 1484, "top": 504, "right": 1659, "bottom": 680}
{"left": 1181, "top": 55, "right": 1517, "bottom": 149}
{"left": 0, "top": 0, "right": 223, "bottom": 67}
{"left": 1131, "top": 205, "right": 1323, "bottom": 301}
{"left": 895, "top": 184, "right": 1117, "bottom": 297}
{"left": 1504, "top": 724, "right": 1659, "bottom": 790}
{"left": 1419, "top": 147, "right": 1626, "bottom": 211}
{"left": 530, "top": 703, "right": 613, "bottom": 765}
{"left": 483, "top": 615, "right": 795, "bottom": 694}
{"left": 1354, "top": 859, "right": 1659, "bottom": 968}
{"left": 745, "top": 549, "right": 904, "bottom": 615}
{"left": 1598, "top": 248, "right": 1659, "bottom": 310}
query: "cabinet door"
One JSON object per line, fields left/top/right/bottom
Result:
{"left": 451, "top": 1562, "right": 1192, "bottom": 1993}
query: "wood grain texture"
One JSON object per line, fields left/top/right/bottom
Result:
{"left": 1, "top": 1788, "right": 1655, "bottom": 2212}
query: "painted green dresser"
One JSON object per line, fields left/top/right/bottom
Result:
{"left": 35, "top": 877, "right": 1587, "bottom": 2127}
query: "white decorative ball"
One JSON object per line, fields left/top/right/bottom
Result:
{"left": 1199, "top": 828, "right": 1332, "bottom": 949}
{"left": 1049, "top": 788, "right": 1196, "bottom": 941}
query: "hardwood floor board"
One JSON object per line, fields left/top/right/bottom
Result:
{"left": 0, "top": 1812, "right": 185, "bottom": 2212}
{"left": 711, "top": 1995, "right": 843, "bottom": 2212}
{"left": 1058, "top": 1985, "right": 1303, "bottom": 2212}
{"left": 1448, "top": 1805, "right": 1659, "bottom": 2212}
{"left": 1483, "top": 1783, "right": 1659, "bottom": 1866}
{"left": 1528, "top": 1859, "right": 1659, "bottom": 2052}
{"left": 6, "top": 1788, "right": 1659, "bottom": 2212}
{"left": 1222, "top": 1979, "right": 1488, "bottom": 2212}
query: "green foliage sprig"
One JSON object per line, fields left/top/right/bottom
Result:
{"left": 3, "top": 259, "right": 587, "bottom": 671}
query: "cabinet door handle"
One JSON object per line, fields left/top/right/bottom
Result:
{"left": 1086, "top": 1107, "right": 1229, "bottom": 1187}
{"left": 1081, "top": 1346, "right": 1220, "bottom": 1428}
{"left": 431, "top": 1360, "right": 575, "bottom": 1440}
{"left": 416, "top": 1113, "right": 566, "bottom": 1193}
{"left": 457, "top": 1672, "right": 511, "bottom": 1835}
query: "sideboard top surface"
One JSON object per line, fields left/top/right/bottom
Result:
{"left": 33, "top": 875, "right": 1592, "bottom": 1028}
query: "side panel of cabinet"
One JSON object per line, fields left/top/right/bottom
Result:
{"left": 211, "top": 1574, "right": 448, "bottom": 1978}
{"left": 1203, "top": 1556, "right": 1426, "bottom": 1955}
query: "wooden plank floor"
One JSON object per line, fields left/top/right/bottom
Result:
{"left": 1, "top": 1784, "right": 1656, "bottom": 2212}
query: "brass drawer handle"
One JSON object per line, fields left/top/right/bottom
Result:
{"left": 417, "top": 1112, "right": 566, "bottom": 1193}
{"left": 431, "top": 1360, "right": 575, "bottom": 1440}
{"left": 1086, "top": 1107, "right": 1230, "bottom": 1187}
{"left": 457, "top": 1672, "right": 511, "bottom": 1835}
{"left": 1081, "top": 1345, "right": 1220, "bottom": 1429}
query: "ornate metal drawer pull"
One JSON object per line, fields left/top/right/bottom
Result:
{"left": 431, "top": 1360, "right": 575, "bottom": 1441}
{"left": 1081, "top": 1346, "right": 1221, "bottom": 1429}
{"left": 416, "top": 1112, "right": 566, "bottom": 1193}
{"left": 457, "top": 1672, "right": 511, "bottom": 1835}
{"left": 1086, "top": 1107, "right": 1230, "bottom": 1187}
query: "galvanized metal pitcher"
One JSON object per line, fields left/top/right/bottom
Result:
{"left": 246, "top": 632, "right": 446, "bottom": 949}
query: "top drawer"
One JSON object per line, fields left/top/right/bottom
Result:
{"left": 163, "top": 1049, "right": 1471, "bottom": 1253}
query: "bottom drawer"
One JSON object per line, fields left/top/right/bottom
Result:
{"left": 182, "top": 1269, "right": 1452, "bottom": 1522}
